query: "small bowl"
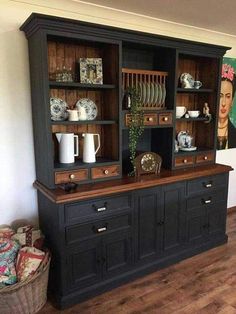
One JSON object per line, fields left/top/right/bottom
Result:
{"left": 188, "top": 110, "right": 200, "bottom": 118}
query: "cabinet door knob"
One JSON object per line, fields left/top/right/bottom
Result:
{"left": 97, "top": 226, "right": 107, "bottom": 233}
{"left": 204, "top": 156, "right": 208, "bottom": 160}
{"left": 183, "top": 159, "right": 188, "bottom": 164}
{"left": 163, "top": 117, "right": 168, "bottom": 122}
{"left": 104, "top": 169, "right": 109, "bottom": 175}
{"left": 203, "top": 199, "right": 212, "bottom": 204}
{"left": 69, "top": 174, "right": 75, "bottom": 180}
{"left": 204, "top": 183, "right": 212, "bottom": 188}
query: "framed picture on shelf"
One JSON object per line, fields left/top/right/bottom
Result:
{"left": 79, "top": 58, "right": 103, "bottom": 84}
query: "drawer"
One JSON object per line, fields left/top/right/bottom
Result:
{"left": 55, "top": 169, "right": 88, "bottom": 184}
{"left": 196, "top": 152, "right": 214, "bottom": 164}
{"left": 125, "top": 113, "right": 157, "bottom": 126}
{"left": 187, "top": 173, "right": 228, "bottom": 196}
{"left": 91, "top": 164, "right": 120, "bottom": 180}
{"left": 187, "top": 191, "right": 227, "bottom": 210}
{"left": 65, "top": 213, "right": 131, "bottom": 245}
{"left": 65, "top": 194, "right": 132, "bottom": 223}
{"left": 174, "top": 155, "right": 194, "bottom": 168}
{"left": 158, "top": 112, "right": 172, "bottom": 125}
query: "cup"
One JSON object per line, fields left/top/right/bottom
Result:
{"left": 188, "top": 110, "right": 200, "bottom": 118}
{"left": 194, "top": 80, "right": 202, "bottom": 89}
{"left": 67, "top": 109, "right": 79, "bottom": 121}
{"left": 176, "top": 106, "right": 187, "bottom": 118}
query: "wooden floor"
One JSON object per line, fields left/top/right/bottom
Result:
{"left": 40, "top": 210, "right": 236, "bottom": 314}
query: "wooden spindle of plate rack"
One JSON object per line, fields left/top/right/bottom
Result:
{"left": 122, "top": 68, "right": 168, "bottom": 110}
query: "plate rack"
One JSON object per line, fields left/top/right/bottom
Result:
{"left": 122, "top": 68, "right": 168, "bottom": 110}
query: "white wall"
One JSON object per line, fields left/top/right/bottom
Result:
{"left": 1, "top": 0, "right": 236, "bottom": 225}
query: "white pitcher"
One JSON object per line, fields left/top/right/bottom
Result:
{"left": 56, "top": 133, "right": 79, "bottom": 163}
{"left": 82, "top": 133, "right": 100, "bottom": 163}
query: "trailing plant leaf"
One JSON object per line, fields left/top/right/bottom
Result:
{"left": 127, "top": 87, "right": 144, "bottom": 176}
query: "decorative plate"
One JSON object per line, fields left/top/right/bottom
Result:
{"left": 180, "top": 73, "right": 194, "bottom": 88}
{"left": 153, "top": 83, "right": 159, "bottom": 105}
{"left": 142, "top": 82, "right": 146, "bottom": 104}
{"left": 145, "top": 83, "right": 151, "bottom": 104}
{"left": 76, "top": 98, "right": 97, "bottom": 120}
{"left": 177, "top": 131, "right": 195, "bottom": 149}
{"left": 161, "top": 84, "right": 166, "bottom": 105}
{"left": 149, "top": 82, "right": 155, "bottom": 105}
{"left": 50, "top": 97, "right": 68, "bottom": 121}
{"left": 138, "top": 82, "right": 143, "bottom": 103}
{"left": 157, "top": 83, "right": 162, "bottom": 105}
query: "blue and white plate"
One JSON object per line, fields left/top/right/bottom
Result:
{"left": 50, "top": 97, "right": 68, "bottom": 121}
{"left": 76, "top": 98, "right": 97, "bottom": 120}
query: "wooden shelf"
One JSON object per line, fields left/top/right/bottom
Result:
{"left": 51, "top": 120, "right": 117, "bottom": 125}
{"left": 49, "top": 81, "right": 116, "bottom": 90}
{"left": 54, "top": 158, "right": 119, "bottom": 171}
{"left": 174, "top": 148, "right": 213, "bottom": 155}
{"left": 177, "top": 88, "right": 214, "bottom": 93}
{"left": 35, "top": 164, "right": 233, "bottom": 204}
{"left": 176, "top": 117, "right": 209, "bottom": 122}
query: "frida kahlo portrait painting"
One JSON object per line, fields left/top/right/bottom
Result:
{"left": 217, "top": 58, "right": 236, "bottom": 150}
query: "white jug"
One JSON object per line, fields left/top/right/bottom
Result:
{"left": 56, "top": 133, "right": 79, "bottom": 163}
{"left": 67, "top": 109, "right": 79, "bottom": 121}
{"left": 82, "top": 133, "right": 100, "bottom": 163}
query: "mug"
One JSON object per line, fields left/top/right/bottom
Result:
{"left": 194, "top": 80, "right": 202, "bottom": 89}
{"left": 176, "top": 106, "right": 187, "bottom": 118}
{"left": 67, "top": 109, "right": 79, "bottom": 121}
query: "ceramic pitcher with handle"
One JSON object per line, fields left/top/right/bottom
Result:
{"left": 82, "top": 133, "right": 100, "bottom": 163}
{"left": 56, "top": 133, "right": 79, "bottom": 163}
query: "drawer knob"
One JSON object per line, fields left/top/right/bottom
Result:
{"left": 69, "top": 174, "right": 75, "bottom": 180}
{"left": 183, "top": 159, "right": 188, "bottom": 163}
{"left": 96, "top": 206, "right": 107, "bottom": 212}
{"left": 204, "top": 183, "right": 212, "bottom": 188}
{"left": 147, "top": 117, "right": 153, "bottom": 122}
{"left": 97, "top": 227, "right": 107, "bottom": 233}
{"left": 163, "top": 117, "right": 168, "bottom": 122}
{"left": 204, "top": 156, "right": 208, "bottom": 160}
{"left": 104, "top": 169, "right": 109, "bottom": 175}
{"left": 204, "top": 199, "right": 212, "bottom": 204}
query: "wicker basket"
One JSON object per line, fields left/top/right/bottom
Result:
{"left": 0, "top": 254, "right": 50, "bottom": 314}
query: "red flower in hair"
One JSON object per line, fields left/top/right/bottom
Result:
{"left": 222, "top": 64, "right": 235, "bottom": 81}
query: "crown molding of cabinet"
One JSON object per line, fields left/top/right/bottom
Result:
{"left": 7, "top": 0, "right": 236, "bottom": 55}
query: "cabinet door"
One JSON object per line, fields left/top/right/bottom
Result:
{"left": 66, "top": 239, "right": 102, "bottom": 291}
{"left": 207, "top": 201, "right": 227, "bottom": 238}
{"left": 162, "top": 183, "right": 185, "bottom": 254}
{"left": 135, "top": 187, "right": 162, "bottom": 263}
{"left": 102, "top": 231, "right": 133, "bottom": 279}
{"left": 186, "top": 206, "right": 206, "bottom": 245}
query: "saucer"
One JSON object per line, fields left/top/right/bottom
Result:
{"left": 179, "top": 146, "right": 197, "bottom": 152}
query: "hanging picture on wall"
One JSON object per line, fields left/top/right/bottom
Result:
{"left": 79, "top": 58, "right": 103, "bottom": 84}
{"left": 217, "top": 58, "right": 236, "bottom": 150}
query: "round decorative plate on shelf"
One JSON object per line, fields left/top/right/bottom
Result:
{"left": 76, "top": 98, "right": 97, "bottom": 120}
{"left": 149, "top": 82, "right": 155, "bottom": 105}
{"left": 153, "top": 83, "right": 159, "bottom": 105}
{"left": 142, "top": 82, "right": 146, "bottom": 104}
{"left": 50, "top": 97, "right": 69, "bottom": 121}
{"left": 161, "top": 84, "right": 166, "bottom": 105}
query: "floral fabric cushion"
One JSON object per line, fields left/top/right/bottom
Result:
{"left": 0, "top": 225, "right": 15, "bottom": 239}
{"left": 0, "top": 238, "right": 20, "bottom": 286}
{"left": 16, "top": 247, "right": 45, "bottom": 281}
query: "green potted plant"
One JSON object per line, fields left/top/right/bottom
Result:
{"left": 127, "top": 87, "right": 144, "bottom": 176}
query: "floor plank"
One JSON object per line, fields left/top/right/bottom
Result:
{"left": 39, "top": 211, "right": 236, "bottom": 314}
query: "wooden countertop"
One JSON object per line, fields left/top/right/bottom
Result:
{"left": 34, "top": 164, "right": 233, "bottom": 204}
